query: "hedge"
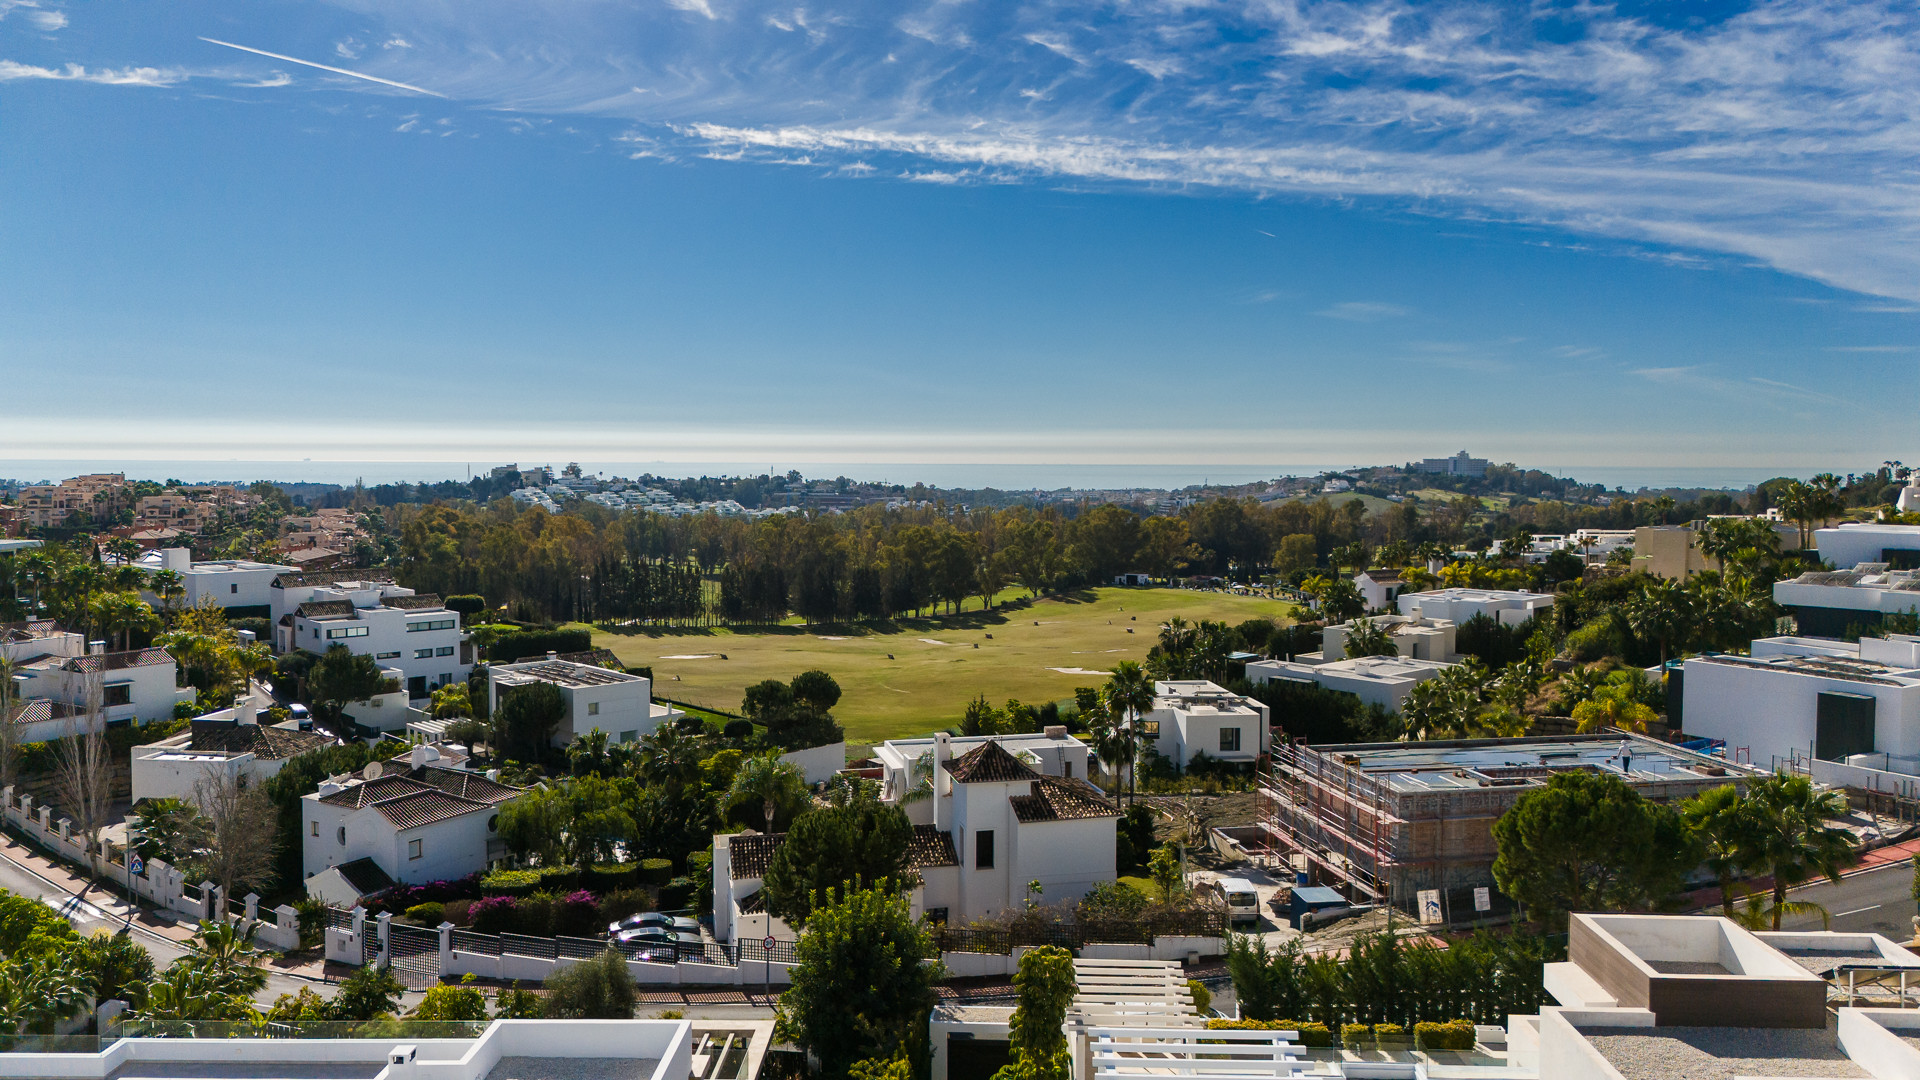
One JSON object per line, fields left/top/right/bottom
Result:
{"left": 484, "top": 629, "right": 592, "bottom": 662}
{"left": 1206, "top": 1020, "right": 1332, "bottom": 1047}
{"left": 1415, "top": 1021, "right": 1476, "bottom": 1051}
{"left": 403, "top": 902, "right": 445, "bottom": 926}
{"left": 658, "top": 877, "right": 695, "bottom": 912}
{"left": 587, "top": 863, "right": 641, "bottom": 892}
{"left": 480, "top": 866, "right": 580, "bottom": 897}
{"left": 637, "top": 859, "right": 674, "bottom": 888}
{"left": 1373, "top": 1024, "right": 1409, "bottom": 1049}
{"left": 1340, "top": 1024, "right": 1370, "bottom": 1049}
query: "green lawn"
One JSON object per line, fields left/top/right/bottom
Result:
{"left": 589, "top": 587, "right": 1301, "bottom": 745}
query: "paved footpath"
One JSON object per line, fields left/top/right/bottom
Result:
{"left": 0, "top": 827, "right": 348, "bottom": 1004}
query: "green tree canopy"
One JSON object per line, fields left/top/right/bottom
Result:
{"left": 1491, "top": 770, "right": 1696, "bottom": 929}
{"left": 762, "top": 789, "right": 916, "bottom": 926}
{"left": 777, "top": 884, "right": 940, "bottom": 1078}
{"left": 495, "top": 680, "right": 566, "bottom": 761}
{"left": 307, "top": 645, "right": 386, "bottom": 722}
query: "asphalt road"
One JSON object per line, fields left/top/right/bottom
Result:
{"left": 0, "top": 845, "right": 337, "bottom": 1006}
{"left": 1775, "top": 860, "right": 1918, "bottom": 939}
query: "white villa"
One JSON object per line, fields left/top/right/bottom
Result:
{"left": 486, "top": 654, "right": 683, "bottom": 747}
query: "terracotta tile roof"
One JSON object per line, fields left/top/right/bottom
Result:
{"left": 375, "top": 789, "right": 495, "bottom": 830}
{"left": 273, "top": 570, "right": 395, "bottom": 589}
{"left": 736, "top": 888, "right": 766, "bottom": 914}
{"left": 380, "top": 593, "right": 445, "bottom": 610}
{"left": 729, "top": 832, "right": 786, "bottom": 879}
{"left": 945, "top": 740, "right": 1038, "bottom": 784}
{"left": 62, "top": 648, "right": 175, "bottom": 673}
{"left": 1008, "top": 776, "right": 1120, "bottom": 823}
{"left": 296, "top": 600, "right": 356, "bottom": 619}
{"left": 188, "top": 720, "right": 335, "bottom": 760}
{"left": 334, "top": 857, "right": 396, "bottom": 897}
{"left": 909, "top": 824, "right": 959, "bottom": 868}
{"left": 375, "top": 762, "right": 522, "bottom": 803}
{"left": 318, "top": 775, "right": 426, "bottom": 808}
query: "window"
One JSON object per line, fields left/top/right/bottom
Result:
{"left": 408, "top": 838, "right": 423, "bottom": 860}
{"left": 488, "top": 815, "right": 499, "bottom": 833}
{"left": 415, "top": 648, "right": 434, "bottom": 659}
{"left": 310, "top": 821, "right": 318, "bottom": 837}
{"left": 1064, "top": 761, "right": 1074, "bottom": 778}
{"left": 376, "top": 651, "right": 400, "bottom": 660}
{"left": 326, "top": 625, "right": 369, "bottom": 639}
{"left": 230, "top": 583, "right": 239, "bottom": 594}
{"left": 337, "top": 827, "right": 346, "bottom": 845}
{"left": 436, "top": 646, "right": 454, "bottom": 657}
{"left": 1141, "top": 719, "right": 1161, "bottom": 737}
{"left": 620, "top": 729, "right": 638, "bottom": 743}
{"left": 975, "top": 830, "right": 995, "bottom": 869}
{"left": 407, "top": 618, "right": 458, "bottom": 633}
{"left": 102, "top": 683, "right": 132, "bottom": 707}
{"left": 587, "top": 702, "right": 600, "bottom": 716}
{"left": 925, "top": 907, "right": 949, "bottom": 925}
{"left": 313, "top": 628, "right": 320, "bottom": 640}
{"left": 1219, "top": 727, "right": 1241, "bottom": 753}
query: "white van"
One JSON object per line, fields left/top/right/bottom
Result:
{"left": 1216, "top": 876, "right": 1261, "bottom": 927}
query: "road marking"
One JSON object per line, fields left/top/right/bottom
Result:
{"left": 1835, "top": 905, "right": 1883, "bottom": 917}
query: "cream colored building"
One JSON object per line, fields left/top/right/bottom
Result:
{"left": 1634, "top": 519, "right": 1802, "bottom": 580}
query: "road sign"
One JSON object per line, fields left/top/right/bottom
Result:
{"left": 763, "top": 936, "right": 776, "bottom": 950}
{"left": 128, "top": 857, "right": 144, "bottom": 876}
{"left": 1417, "top": 889, "right": 1443, "bottom": 925}
{"left": 1473, "top": 887, "right": 1491, "bottom": 913}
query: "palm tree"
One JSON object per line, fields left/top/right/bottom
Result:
{"left": 100, "top": 592, "right": 160, "bottom": 651}
{"left": 1682, "top": 785, "right": 1760, "bottom": 916}
{"left": 1088, "top": 700, "right": 1134, "bottom": 797}
{"left": 0, "top": 950, "right": 92, "bottom": 1036}
{"left": 1729, "top": 891, "right": 1831, "bottom": 933}
{"left": 149, "top": 569, "right": 185, "bottom": 622}
{"left": 129, "top": 963, "right": 257, "bottom": 1034}
{"left": 1104, "top": 661, "right": 1154, "bottom": 806}
{"left": 728, "top": 753, "right": 808, "bottom": 833}
{"left": 1624, "top": 579, "right": 1691, "bottom": 664}
{"left": 1571, "top": 694, "right": 1657, "bottom": 734}
{"left": 1743, "top": 773, "right": 1853, "bottom": 930}
{"left": 182, "top": 919, "right": 268, "bottom": 998}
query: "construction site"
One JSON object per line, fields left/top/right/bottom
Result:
{"left": 1242, "top": 733, "right": 1769, "bottom": 923}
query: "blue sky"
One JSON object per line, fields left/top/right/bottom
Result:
{"left": 1, "top": 0, "right": 1915, "bottom": 481}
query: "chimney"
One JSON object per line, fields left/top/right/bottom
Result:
{"left": 410, "top": 744, "right": 440, "bottom": 768}
{"left": 317, "top": 778, "right": 346, "bottom": 797}
{"left": 235, "top": 697, "right": 258, "bottom": 726}
{"left": 1044, "top": 725, "right": 1068, "bottom": 740}
{"left": 485, "top": 769, "right": 501, "bottom": 783}
{"left": 160, "top": 547, "right": 191, "bottom": 572}
{"left": 546, "top": 651, "right": 558, "bottom": 662}
{"left": 932, "top": 732, "right": 952, "bottom": 830}
{"left": 88, "top": 640, "right": 106, "bottom": 656}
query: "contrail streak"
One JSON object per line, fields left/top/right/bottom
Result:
{"left": 199, "top": 37, "right": 447, "bottom": 98}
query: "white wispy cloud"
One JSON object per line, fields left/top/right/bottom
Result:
{"left": 29, "top": 0, "right": 1920, "bottom": 300}
{"left": 0, "top": 59, "right": 177, "bottom": 85}
{"left": 1319, "top": 301, "right": 1411, "bottom": 322}
{"left": 26, "top": 8, "right": 64, "bottom": 30}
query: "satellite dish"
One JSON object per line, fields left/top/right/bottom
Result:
{"left": 361, "top": 762, "right": 383, "bottom": 781}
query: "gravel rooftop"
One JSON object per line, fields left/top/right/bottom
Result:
{"left": 484, "top": 1059, "right": 657, "bottom": 1080}
{"left": 1581, "top": 1023, "right": 1868, "bottom": 1080}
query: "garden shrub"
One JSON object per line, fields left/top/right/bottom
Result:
{"left": 637, "top": 858, "right": 674, "bottom": 887}
{"left": 543, "top": 949, "right": 635, "bottom": 1019}
{"left": 403, "top": 902, "right": 445, "bottom": 926}
{"left": 1373, "top": 1023, "right": 1409, "bottom": 1048}
{"left": 588, "top": 863, "right": 640, "bottom": 891}
{"left": 658, "top": 877, "right": 695, "bottom": 911}
{"left": 1206, "top": 1020, "right": 1331, "bottom": 1046}
{"left": 469, "top": 896, "right": 519, "bottom": 935}
{"left": 1415, "top": 1021, "right": 1476, "bottom": 1051}
{"left": 481, "top": 870, "right": 544, "bottom": 897}
{"left": 1341, "top": 1024, "right": 1371, "bottom": 1048}
{"left": 442, "top": 899, "right": 473, "bottom": 927}
{"left": 553, "top": 890, "right": 602, "bottom": 938}
{"left": 722, "top": 719, "right": 755, "bottom": 740}
{"left": 598, "top": 888, "right": 652, "bottom": 925}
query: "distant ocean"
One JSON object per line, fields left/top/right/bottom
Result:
{"left": 0, "top": 459, "right": 1813, "bottom": 493}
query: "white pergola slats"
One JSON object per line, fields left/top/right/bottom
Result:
{"left": 1068, "top": 960, "right": 1305, "bottom": 1080}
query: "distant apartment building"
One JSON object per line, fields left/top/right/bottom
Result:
{"left": 273, "top": 578, "right": 471, "bottom": 699}
{"left": 1814, "top": 523, "right": 1920, "bottom": 570}
{"left": 18, "top": 473, "right": 130, "bottom": 528}
{"left": 1353, "top": 568, "right": 1407, "bottom": 610}
{"left": 1634, "top": 519, "right": 1801, "bottom": 580}
{"left": 1408, "top": 450, "right": 1489, "bottom": 478}
{"left": 134, "top": 548, "right": 295, "bottom": 615}
{"left": 1246, "top": 653, "right": 1454, "bottom": 712}
{"left": 1774, "top": 563, "right": 1920, "bottom": 638}
{"left": 1257, "top": 734, "right": 1763, "bottom": 913}
{"left": 1397, "top": 586, "right": 1554, "bottom": 626}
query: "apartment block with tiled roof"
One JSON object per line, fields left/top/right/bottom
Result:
{"left": 2, "top": 621, "right": 194, "bottom": 737}
{"left": 301, "top": 743, "right": 525, "bottom": 905}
